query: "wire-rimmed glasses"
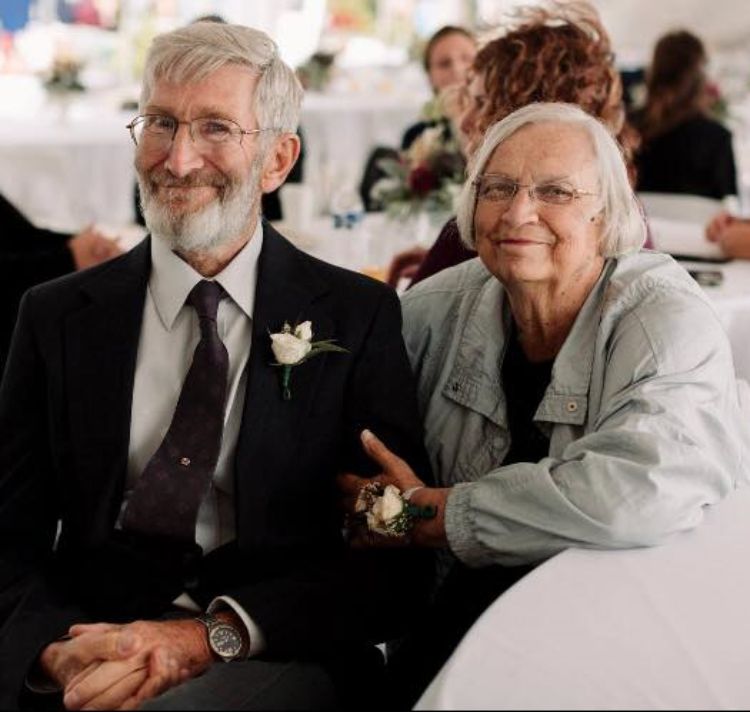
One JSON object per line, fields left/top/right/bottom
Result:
{"left": 474, "top": 175, "right": 598, "bottom": 206}
{"left": 126, "top": 114, "right": 276, "bottom": 150}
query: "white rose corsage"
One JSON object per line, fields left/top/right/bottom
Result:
{"left": 269, "top": 320, "right": 347, "bottom": 400}
{"left": 354, "top": 482, "right": 436, "bottom": 538}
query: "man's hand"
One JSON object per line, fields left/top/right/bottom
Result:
{"left": 39, "top": 623, "right": 141, "bottom": 690}
{"left": 68, "top": 226, "right": 123, "bottom": 270}
{"left": 338, "top": 429, "right": 450, "bottom": 548}
{"left": 42, "top": 618, "right": 213, "bottom": 710}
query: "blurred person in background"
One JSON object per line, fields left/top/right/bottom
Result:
{"left": 0, "top": 193, "right": 121, "bottom": 373}
{"left": 361, "top": 26, "right": 475, "bottom": 212}
{"left": 401, "top": 25, "right": 477, "bottom": 151}
{"left": 706, "top": 210, "right": 750, "bottom": 258}
{"left": 387, "top": 0, "right": 639, "bottom": 288}
{"left": 632, "top": 30, "right": 737, "bottom": 200}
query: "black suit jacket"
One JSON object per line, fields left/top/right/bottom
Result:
{"left": 0, "top": 223, "right": 431, "bottom": 707}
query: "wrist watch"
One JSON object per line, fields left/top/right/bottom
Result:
{"left": 195, "top": 614, "right": 246, "bottom": 662}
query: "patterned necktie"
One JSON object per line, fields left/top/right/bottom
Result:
{"left": 122, "top": 280, "right": 229, "bottom": 543}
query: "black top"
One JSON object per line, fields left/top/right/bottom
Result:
{"left": 501, "top": 325, "right": 553, "bottom": 466}
{"left": 634, "top": 115, "right": 737, "bottom": 200}
{"left": 0, "top": 194, "right": 74, "bottom": 374}
{"left": 401, "top": 117, "right": 452, "bottom": 151}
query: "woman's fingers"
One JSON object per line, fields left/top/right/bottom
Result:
{"left": 361, "top": 429, "right": 407, "bottom": 473}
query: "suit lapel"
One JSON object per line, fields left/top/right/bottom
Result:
{"left": 235, "top": 224, "right": 332, "bottom": 545}
{"left": 65, "top": 239, "right": 150, "bottom": 536}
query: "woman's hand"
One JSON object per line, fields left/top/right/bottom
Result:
{"left": 705, "top": 210, "right": 734, "bottom": 242}
{"left": 338, "top": 430, "right": 450, "bottom": 548}
{"left": 385, "top": 247, "right": 427, "bottom": 288}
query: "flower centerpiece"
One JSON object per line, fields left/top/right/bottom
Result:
{"left": 370, "top": 123, "right": 466, "bottom": 220}
{"left": 44, "top": 55, "right": 85, "bottom": 94}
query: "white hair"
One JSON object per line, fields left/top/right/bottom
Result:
{"left": 456, "top": 102, "right": 646, "bottom": 257}
{"left": 140, "top": 22, "right": 302, "bottom": 145}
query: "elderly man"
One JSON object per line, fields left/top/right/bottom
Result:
{"left": 0, "top": 23, "right": 429, "bottom": 711}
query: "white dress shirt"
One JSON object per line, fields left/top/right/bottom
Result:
{"left": 123, "top": 221, "right": 265, "bottom": 654}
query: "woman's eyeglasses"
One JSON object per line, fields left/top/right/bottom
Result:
{"left": 474, "top": 175, "right": 598, "bottom": 206}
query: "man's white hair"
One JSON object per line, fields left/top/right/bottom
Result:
{"left": 140, "top": 22, "right": 302, "bottom": 143}
{"left": 456, "top": 102, "right": 646, "bottom": 257}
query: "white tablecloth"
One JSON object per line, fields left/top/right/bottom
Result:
{"left": 0, "top": 111, "right": 137, "bottom": 232}
{"left": 416, "top": 485, "right": 750, "bottom": 710}
{"left": 0, "top": 83, "right": 427, "bottom": 232}
{"left": 678, "top": 258, "right": 750, "bottom": 383}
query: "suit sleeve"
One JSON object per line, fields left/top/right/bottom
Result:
{"left": 223, "top": 288, "right": 434, "bottom": 656}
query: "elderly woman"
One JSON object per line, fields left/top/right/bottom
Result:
{"left": 341, "top": 101, "right": 749, "bottom": 705}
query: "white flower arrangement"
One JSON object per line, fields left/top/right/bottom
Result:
{"left": 269, "top": 321, "right": 347, "bottom": 400}
{"left": 370, "top": 117, "right": 466, "bottom": 219}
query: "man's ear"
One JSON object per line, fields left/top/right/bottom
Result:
{"left": 260, "top": 133, "right": 301, "bottom": 194}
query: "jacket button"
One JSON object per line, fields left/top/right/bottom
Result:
{"left": 566, "top": 401, "right": 578, "bottom": 413}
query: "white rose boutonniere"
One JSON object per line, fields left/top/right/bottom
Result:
{"left": 269, "top": 321, "right": 347, "bottom": 400}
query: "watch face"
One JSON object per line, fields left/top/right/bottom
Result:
{"left": 209, "top": 623, "right": 243, "bottom": 659}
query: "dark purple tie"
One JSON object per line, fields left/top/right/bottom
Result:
{"left": 122, "top": 280, "right": 229, "bottom": 543}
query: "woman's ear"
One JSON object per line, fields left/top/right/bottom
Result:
{"left": 260, "top": 133, "right": 301, "bottom": 194}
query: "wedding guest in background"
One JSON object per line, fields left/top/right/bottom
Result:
{"left": 342, "top": 102, "right": 749, "bottom": 706}
{"left": 360, "top": 26, "right": 475, "bottom": 212}
{"left": 0, "top": 192, "right": 121, "bottom": 372}
{"left": 401, "top": 25, "right": 477, "bottom": 151}
{"left": 0, "top": 22, "right": 430, "bottom": 710}
{"left": 632, "top": 30, "right": 737, "bottom": 200}
{"left": 387, "top": 0, "right": 639, "bottom": 287}
{"left": 706, "top": 210, "right": 750, "bottom": 258}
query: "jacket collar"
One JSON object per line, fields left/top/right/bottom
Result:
{"left": 444, "top": 259, "right": 615, "bottom": 427}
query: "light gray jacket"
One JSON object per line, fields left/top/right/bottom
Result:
{"left": 402, "top": 252, "right": 749, "bottom": 568}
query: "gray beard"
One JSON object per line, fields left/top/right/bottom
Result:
{"left": 138, "top": 159, "right": 262, "bottom": 253}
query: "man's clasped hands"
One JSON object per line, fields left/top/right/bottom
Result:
{"left": 40, "top": 618, "right": 213, "bottom": 710}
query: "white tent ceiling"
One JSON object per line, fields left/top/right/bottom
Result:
{"left": 592, "top": 0, "right": 750, "bottom": 61}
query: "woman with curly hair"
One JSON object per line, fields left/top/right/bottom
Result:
{"left": 387, "top": 1, "right": 640, "bottom": 287}
{"left": 633, "top": 30, "right": 737, "bottom": 200}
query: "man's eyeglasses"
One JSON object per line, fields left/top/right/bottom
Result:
{"left": 126, "top": 114, "right": 276, "bottom": 150}
{"left": 473, "top": 175, "right": 598, "bottom": 206}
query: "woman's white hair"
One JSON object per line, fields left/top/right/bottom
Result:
{"left": 456, "top": 102, "right": 646, "bottom": 257}
{"left": 140, "top": 22, "right": 302, "bottom": 143}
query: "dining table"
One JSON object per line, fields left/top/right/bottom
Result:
{"left": 0, "top": 77, "right": 427, "bottom": 231}
{"left": 415, "top": 483, "right": 750, "bottom": 710}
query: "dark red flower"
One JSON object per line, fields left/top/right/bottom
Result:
{"left": 408, "top": 164, "right": 438, "bottom": 197}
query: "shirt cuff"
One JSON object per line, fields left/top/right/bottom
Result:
{"left": 208, "top": 595, "right": 266, "bottom": 658}
{"left": 445, "top": 482, "right": 495, "bottom": 568}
